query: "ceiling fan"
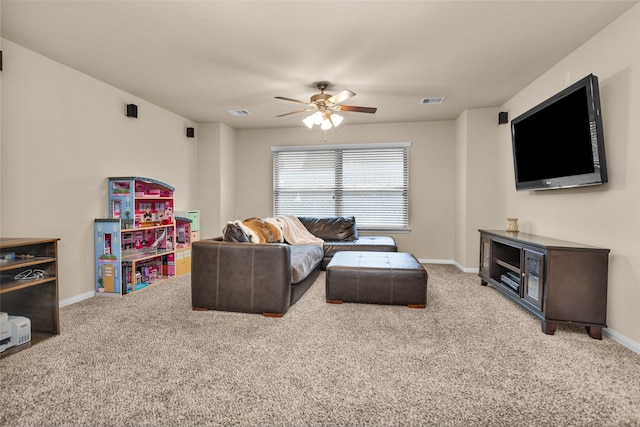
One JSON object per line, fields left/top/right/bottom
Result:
{"left": 275, "top": 82, "right": 377, "bottom": 129}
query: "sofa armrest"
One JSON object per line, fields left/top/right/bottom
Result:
{"left": 191, "top": 239, "right": 292, "bottom": 315}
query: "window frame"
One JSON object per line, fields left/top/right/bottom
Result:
{"left": 271, "top": 142, "right": 411, "bottom": 232}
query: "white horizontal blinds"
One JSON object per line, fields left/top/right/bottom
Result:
{"left": 340, "top": 148, "right": 408, "bottom": 229}
{"left": 273, "top": 150, "right": 337, "bottom": 217}
{"left": 273, "top": 144, "right": 409, "bottom": 229}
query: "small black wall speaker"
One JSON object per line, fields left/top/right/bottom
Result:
{"left": 498, "top": 111, "right": 508, "bottom": 125}
{"left": 126, "top": 104, "right": 138, "bottom": 118}
{"left": 186, "top": 127, "right": 195, "bottom": 138}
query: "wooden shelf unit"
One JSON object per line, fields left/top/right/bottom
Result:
{"left": 1, "top": 237, "right": 60, "bottom": 358}
{"left": 478, "top": 230, "right": 610, "bottom": 339}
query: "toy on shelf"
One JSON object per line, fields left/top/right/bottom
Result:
{"left": 175, "top": 210, "right": 200, "bottom": 243}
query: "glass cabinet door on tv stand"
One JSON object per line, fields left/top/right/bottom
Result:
{"left": 522, "top": 249, "right": 544, "bottom": 310}
{"left": 479, "top": 235, "right": 491, "bottom": 276}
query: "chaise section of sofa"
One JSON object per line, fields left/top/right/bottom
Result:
{"left": 191, "top": 238, "right": 322, "bottom": 316}
{"left": 297, "top": 216, "right": 398, "bottom": 269}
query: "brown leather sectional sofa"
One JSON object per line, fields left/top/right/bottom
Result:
{"left": 191, "top": 216, "right": 397, "bottom": 316}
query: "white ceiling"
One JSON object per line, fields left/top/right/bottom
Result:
{"left": 1, "top": 1, "right": 636, "bottom": 130}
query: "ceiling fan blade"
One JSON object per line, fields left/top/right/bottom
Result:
{"left": 275, "top": 96, "right": 309, "bottom": 105}
{"left": 327, "top": 89, "right": 355, "bottom": 105}
{"left": 335, "top": 105, "right": 377, "bottom": 114}
{"left": 276, "top": 108, "right": 315, "bottom": 118}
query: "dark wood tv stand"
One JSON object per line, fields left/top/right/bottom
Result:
{"left": 478, "top": 230, "right": 609, "bottom": 339}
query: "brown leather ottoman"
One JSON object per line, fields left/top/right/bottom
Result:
{"left": 326, "top": 251, "right": 427, "bottom": 307}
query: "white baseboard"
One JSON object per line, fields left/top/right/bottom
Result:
{"left": 418, "top": 258, "right": 454, "bottom": 265}
{"left": 59, "top": 290, "right": 95, "bottom": 308}
{"left": 455, "top": 262, "right": 479, "bottom": 274}
{"left": 603, "top": 328, "right": 640, "bottom": 355}
{"left": 418, "top": 259, "right": 479, "bottom": 274}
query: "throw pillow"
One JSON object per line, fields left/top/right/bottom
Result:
{"left": 240, "top": 217, "right": 284, "bottom": 244}
{"left": 222, "top": 222, "right": 251, "bottom": 242}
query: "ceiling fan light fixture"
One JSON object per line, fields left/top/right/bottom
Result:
{"left": 303, "top": 115, "right": 315, "bottom": 128}
{"left": 303, "top": 111, "right": 344, "bottom": 130}
{"left": 283, "top": 82, "right": 375, "bottom": 130}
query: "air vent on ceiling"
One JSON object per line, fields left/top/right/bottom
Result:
{"left": 420, "top": 97, "right": 445, "bottom": 105}
{"left": 228, "top": 109, "right": 251, "bottom": 116}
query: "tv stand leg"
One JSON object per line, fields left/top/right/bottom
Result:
{"left": 586, "top": 326, "right": 603, "bottom": 340}
{"left": 541, "top": 320, "right": 557, "bottom": 335}
{"left": 480, "top": 279, "right": 488, "bottom": 286}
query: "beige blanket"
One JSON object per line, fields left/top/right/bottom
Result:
{"left": 276, "top": 215, "right": 324, "bottom": 246}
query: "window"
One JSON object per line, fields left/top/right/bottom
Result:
{"left": 272, "top": 142, "right": 410, "bottom": 231}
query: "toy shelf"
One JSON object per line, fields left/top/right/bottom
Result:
{"left": 174, "top": 216, "right": 193, "bottom": 277}
{"left": 122, "top": 249, "right": 174, "bottom": 263}
{"left": 94, "top": 177, "right": 189, "bottom": 296}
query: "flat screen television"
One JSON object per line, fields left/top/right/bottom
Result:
{"left": 510, "top": 73, "right": 607, "bottom": 191}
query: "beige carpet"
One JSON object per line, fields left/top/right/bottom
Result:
{"left": 1, "top": 264, "right": 639, "bottom": 427}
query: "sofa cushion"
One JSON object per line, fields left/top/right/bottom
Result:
{"left": 298, "top": 216, "right": 358, "bottom": 241}
{"left": 289, "top": 244, "right": 323, "bottom": 284}
{"left": 322, "top": 236, "right": 398, "bottom": 258}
